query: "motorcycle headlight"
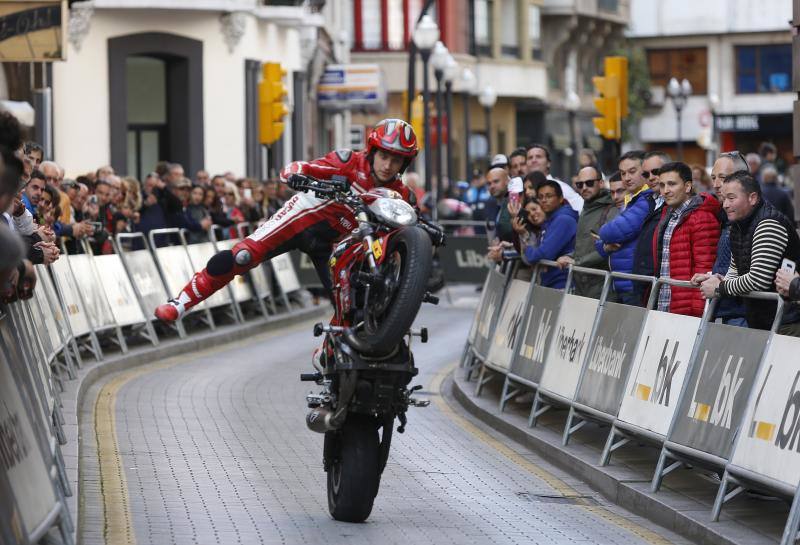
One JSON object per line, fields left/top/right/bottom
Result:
{"left": 368, "top": 197, "right": 417, "bottom": 227}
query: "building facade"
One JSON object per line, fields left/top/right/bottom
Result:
{"left": 628, "top": 0, "right": 794, "bottom": 168}
{"left": 0, "top": 0, "right": 347, "bottom": 180}
{"left": 344, "top": 0, "right": 630, "bottom": 182}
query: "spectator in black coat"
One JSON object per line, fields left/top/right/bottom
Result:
{"left": 760, "top": 166, "right": 795, "bottom": 225}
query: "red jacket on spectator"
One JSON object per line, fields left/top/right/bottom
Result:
{"left": 652, "top": 193, "right": 721, "bottom": 317}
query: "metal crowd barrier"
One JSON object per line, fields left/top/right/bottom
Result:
{"left": 460, "top": 260, "right": 800, "bottom": 541}
{"left": 1, "top": 228, "right": 312, "bottom": 543}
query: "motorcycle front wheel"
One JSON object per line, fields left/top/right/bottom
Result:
{"left": 327, "top": 414, "right": 380, "bottom": 522}
{"left": 346, "top": 226, "right": 432, "bottom": 357}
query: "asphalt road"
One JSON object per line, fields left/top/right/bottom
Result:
{"left": 80, "top": 288, "right": 691, "bottom": 545}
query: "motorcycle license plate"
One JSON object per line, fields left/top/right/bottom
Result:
{"left": 371, "top": 240, "right": 383, "bottom": 259}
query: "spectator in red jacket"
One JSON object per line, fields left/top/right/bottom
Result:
{"left": 652, "top": 162, "right": 721, "bottom": 317}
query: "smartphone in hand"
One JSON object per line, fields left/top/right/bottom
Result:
{"left": 781, "top": 258, "right": 796, "bottom": 274}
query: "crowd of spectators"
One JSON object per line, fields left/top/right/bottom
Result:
{"left": 462, "top": 138, "right": 800, "bottom": 336}
{"left": 0, "top": 111, "right": 293, "bottom": 303}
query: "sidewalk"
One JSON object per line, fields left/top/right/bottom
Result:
{"left": 451, "top": 368, "right": 791, "bottom": 545}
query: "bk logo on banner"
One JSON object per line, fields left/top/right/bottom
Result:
{"left": 686, "top": 351, "right": 744, "bottom": 429}
{"left": 748, "top": 367, "right": 800, "bottom": 451}
{"left": 519, "top": 307, "right": 552, "bottom": 363}
{"left": 630, "top": 337, "right": 681, "bottom": 406}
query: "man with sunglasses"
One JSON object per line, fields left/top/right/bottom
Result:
{"left": 630, "top": 151, "right": 670, "bottom": 303}
{"left": 556, "top": 164, "right": 618, "bottom": 298}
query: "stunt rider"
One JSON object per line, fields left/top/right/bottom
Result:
{"left": 154, "top": 119, "right": 420, "bottom": 323}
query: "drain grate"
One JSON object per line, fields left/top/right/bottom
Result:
{"left": 516, "top": 492, "right": 600, "bottom": 506}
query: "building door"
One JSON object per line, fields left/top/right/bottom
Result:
{"left": 108, "top": 33, "right": 204, "bottom": 178}
{"left": 126, "top": 56, "right": 168, "bottom": 180}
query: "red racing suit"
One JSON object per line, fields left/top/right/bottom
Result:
{"left": 170, "top": 149, "right": 411, "bottom": 313}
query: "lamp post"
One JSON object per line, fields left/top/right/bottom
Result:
{"left": 708, "top": 92, "right": 720, "bottom": 154}
{"left": 443, "top": 54, "right": 458, "bottom": 189}
{"left": 478, "top": 85, "right": 497, "bottom": 158}
{"left": 565, "top": 90, "right": 581, "bottom": 178}
{"left": 430, "top": 41, "right": 449, "bottom": 216}
{"left": 412, "top": 15, "right": 439, "bottom": 194}
{"left": 667, "top": 77, "right": 693, "bottom": 161}
{"left": 461, "top": 68, "right": 477, "bottom": 182}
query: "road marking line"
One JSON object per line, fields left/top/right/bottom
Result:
{"left": 430, "top": 362, "right": 674, "bottom": 545}
{"left": 91, "top": 318, "right": 320, "bottom": 544}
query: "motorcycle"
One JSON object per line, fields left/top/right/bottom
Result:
{"left": 291, "top": 173, "right": 444, "bottom": 523}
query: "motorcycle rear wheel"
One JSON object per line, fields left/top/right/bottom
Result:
{"left": 327, "top": 414, "right": 380, "bottom": 522}
{"left": 346, "top": 226, "right": 432, "bottom": 357}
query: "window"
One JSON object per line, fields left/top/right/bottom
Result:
{"left": 528, "top": 3, "right": 541, "bottom": 60}
{"left": 736, "top": 44, "right": 792, "bottom": 93}
{"left": 386, "top": 0, "right": 404, "bottom": 49}
{"left": 360, "top": 0, "right": 382, "bottom": 50}
{"left": 500, "top": 0, "right": 519, "bottom": 58}
{"left": 598, "top": 0, "right": 618, "bottom": 12}
{"left": 474, "top": 0, "right": 493, "bottom": 56}
{"left": 647, "top": 47, "right": 707, "bottom": 95}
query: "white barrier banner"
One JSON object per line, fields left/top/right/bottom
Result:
{"left": 50, "top": 259, "right": 91, "bottom": 337}
{"left": 473, "top": 269, "right": 506, "bottom": 359}
{"left": 485, "top": 279, "right": 530, "bottom": 372}
{"left": 185, "top": 242, "right": 231, "bottom": 309}
{"left": 36, "top": 265, "right": 70, "bottom": 347}
{"left": 69, "top": 254, "right": 115, "bottom": 329}
{"left": 0, "top": 336, "right": 58, "bottom": 536}
{"left": 93, "top": 254, "right": 146, "bottom": 327}
{"left": 214, "top": 239, "right": 254, "bottom": 303}
{"left": 617, "top": 311, "right": 701, "bottom": 436}
{"left": 123, "top": 249, "right": 168, "bottom": 315}
{"left": 539, "top": 294, "right": 599, "bottom": 400}
{"left": 271, "top": 253, "right": 301, "bottom": 294}
{"left": 468, "top": 272, "right": 493, "bottom": 345}
{"left": 32, "top": 278, "right": 61, "bottom": 359}
{"left": 730, "top": 334, "right": 800, "bottom": 487}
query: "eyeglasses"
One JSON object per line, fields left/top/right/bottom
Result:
{"left": 575, "top": 179, "right": 600, "bottom": 189}
{"left": 642, "top": 168, "right": 660, "bottom": 179}
{"left": 720, "top": 151, "right": 748, "bottom": 168}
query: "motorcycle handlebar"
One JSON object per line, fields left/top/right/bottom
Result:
{"left": 287, "top": 174, "right": 350, "bottom": 195}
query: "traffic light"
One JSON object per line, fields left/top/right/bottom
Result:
{"left": 259, "top": 62, "right": 288, "bottom": 146}
{"left": 592, "top": 56, "right": 628, "bottom": 140}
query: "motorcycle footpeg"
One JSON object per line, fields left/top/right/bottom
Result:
{"left": 422, "top": 291, "right": 439, "bottom": 305}
{"left": 409, "top": 397, "right": 431, "bottom": 408}
{"left": 312, "top": 323, "right": 346, "bottom": 337}
{"left": 300, "top": 372, "right": 323, "bottom": 382}
{"left": 410, "top": 327, "right": 428, "bottom": 343}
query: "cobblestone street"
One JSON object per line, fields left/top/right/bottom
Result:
{"left": 79, "top": 296, "right": 691, "bottom": 545}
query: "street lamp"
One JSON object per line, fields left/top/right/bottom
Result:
{"left": 478, "top": 85, "right": 497, "bottom": 156}
{"left": 412, "top": 15, "right": 439, "bottom": 194}
{"left": 565, "top": 90, "right": 581, "bottom": 177}
{"left": 667, "top": 77, "right": 692, "bottom": 161}
{"left": 461, "top": 68, "right": 477, "bottom": 181}
{"left": 430, "top": 41, "right": 450, "bottom": 215}
{"left": 708, "top": 93, "right": 720, "bottom": 155}
{"left": 443, "top": 54, "right": 459, "bottom": 190}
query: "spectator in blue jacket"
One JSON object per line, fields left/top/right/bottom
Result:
{"left": 595, "top": 150, "right": 651, "bottom": 304}
{"left": 521, "top": 179, "right": 578, "bottom": 289}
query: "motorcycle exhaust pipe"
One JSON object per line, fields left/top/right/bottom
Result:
{"left": 306, "top": 407, "right": 339, "bottom": 433}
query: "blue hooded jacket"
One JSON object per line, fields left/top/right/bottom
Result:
{"left": 523, "top": 204, "right": 578, "bottom": 289}
{"left": 596, "top": 188, "right": 654, "bottom": 293}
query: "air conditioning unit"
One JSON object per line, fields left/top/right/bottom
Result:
{"left": 648, "top": 85, "right": 665, "bottom": 107}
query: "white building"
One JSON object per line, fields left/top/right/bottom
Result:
{"left": 628, "top": 0, "right": 794, "bottom": 166}
{"left": 0, "top": 0, "right": 346, "bottom": 179}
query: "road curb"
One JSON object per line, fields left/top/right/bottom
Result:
{"left": 450, "top": 368, "right": 781, "bottom": 545}
{"left": 61, "top": 306, "right": 329, "bottom": 541}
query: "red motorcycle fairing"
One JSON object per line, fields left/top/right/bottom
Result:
{"left": 328, "top": 227, "right": 404, "bottom": 327}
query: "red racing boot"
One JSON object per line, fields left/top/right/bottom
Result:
{"left": 154, "top": 268, "right": 231, "bottom": 323}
